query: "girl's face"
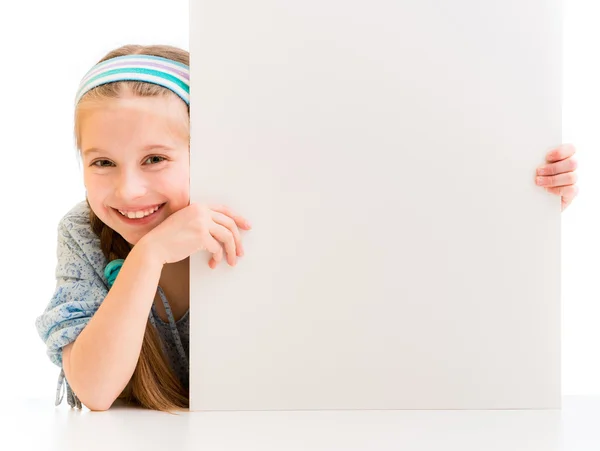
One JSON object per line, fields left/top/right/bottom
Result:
{"left": 80, "top": 94, "right": 189, "bottom": 246}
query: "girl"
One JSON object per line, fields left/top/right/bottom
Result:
{"left": 34, "top": 44, "right": 579, "bottom": 413}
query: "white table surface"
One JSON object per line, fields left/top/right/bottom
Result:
{"left": 3, "top": 395, "right": 598, "bottom": 450}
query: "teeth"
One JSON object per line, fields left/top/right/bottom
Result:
{"left": 118, "top": 205, "right": 160, "bottom": 219}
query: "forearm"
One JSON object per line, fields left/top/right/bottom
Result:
{"left": 65, "top": 241, "right": 162, "bottom": 410}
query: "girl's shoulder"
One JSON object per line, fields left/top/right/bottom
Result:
{"left": 60, "top": 200, "right": 92, "bottom": 231}
{"left": 56, "top": 200, "right": 107, "bottom": 282}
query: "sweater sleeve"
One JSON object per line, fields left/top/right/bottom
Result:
{"left": 35, "top": 219, "right": 109, "bottom": 368}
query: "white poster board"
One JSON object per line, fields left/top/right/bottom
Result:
{"left": 190, "top": 0, "right": 562, "bottom": 411}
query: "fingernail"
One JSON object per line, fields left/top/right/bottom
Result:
{"left": 536, "top": 177, "right": 546, "bottom": 185}
{"left": 537, "top": 167, "right": 546, "bottom": 175}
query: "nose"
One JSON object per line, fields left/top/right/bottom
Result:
{"left": 114, "top": 168, "right": 148, "bottom": 201}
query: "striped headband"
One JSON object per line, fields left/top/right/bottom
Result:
{"left": 75, "top": 54, "right": 190, "bottom": 106}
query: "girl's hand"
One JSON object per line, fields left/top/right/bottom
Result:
{"left": 535, "top": 143, "right": 579, "bottom": 211}
{"left": 138, "top": 203, "right": 252, "bottom": 268}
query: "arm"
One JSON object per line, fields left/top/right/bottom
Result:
{"left": 63, "top": 240, "right": 163, "bottom": 411}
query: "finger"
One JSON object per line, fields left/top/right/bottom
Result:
{"left": 537, "top": 156, "right": 577, "bottom": 177}
{"left": 545, "top": 184, "right": 579, "bottom": 199}
{"left": 545, "top": 143, "right": 576, "bottom": 163}
{"left": 210, "top": 223, "right": 238, "bottom": 266}
{"left": 561, "top": 188, "right": 578, "bottom": 211}
{"left": 544, "top": 184, "right": 579, "bottom": 212}
{"left": 202, "top": 232, "right": 224, "bottom": 267}
{"left": 208, "top": 251, "right": 223, "bottom": 269}
{"left": 210, "top": 204, "right": 252, "bottom": 230}
{"left": 208, "top": 243, "right": 225, "bottom": 269}
{"left": 212, "top": 211, "right": 244, "bottom": 257}
{"left": 560, "top": 185, "right": 579, "bottom": 211}
{"left": 536, "top": 171, "right": 578, "bottom": 187}
{"left": 208, "top": 255, "right": 222, "bottom": 269}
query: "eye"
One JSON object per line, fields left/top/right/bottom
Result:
{"left": 144, "top": 155, "right": 166, "bottom": 165}
{"left": 91, "top": 159, "right": 113, "bottom": 167}
{"left": 90, "top": 156, "right": 166, "bottom": 167}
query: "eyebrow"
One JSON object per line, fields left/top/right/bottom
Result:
{"left": 82, "top": 144, "right": 177, "bottom": 157}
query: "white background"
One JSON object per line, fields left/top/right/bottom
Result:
{"left": 1, "top": 0, "right": 595, "bottom": 401}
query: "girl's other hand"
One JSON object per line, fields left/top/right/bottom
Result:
{"left": 535, "top": 143, "right": 579, "bottom": 211}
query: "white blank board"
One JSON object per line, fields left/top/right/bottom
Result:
{"left": 190, "top": 0, "right": 562, "bottom": 411}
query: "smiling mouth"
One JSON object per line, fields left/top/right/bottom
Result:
{"left": 113, "top": 203, "right": 167, "bottom": 220}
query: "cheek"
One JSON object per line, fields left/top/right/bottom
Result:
{"left": 87, "top": 198, "right": 110, "bottom": 222}
{"left": 84, "top": 186, "right": 111, "bottom": 220}
{"left": 160, "top": 170, "right": 189, "bottom": 197}
{"left": 84, "top": 182, "right": 103, "bottom": 203}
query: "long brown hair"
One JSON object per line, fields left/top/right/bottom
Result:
{"left": 74, "top": 45, "right": 190, "bottom": 412}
